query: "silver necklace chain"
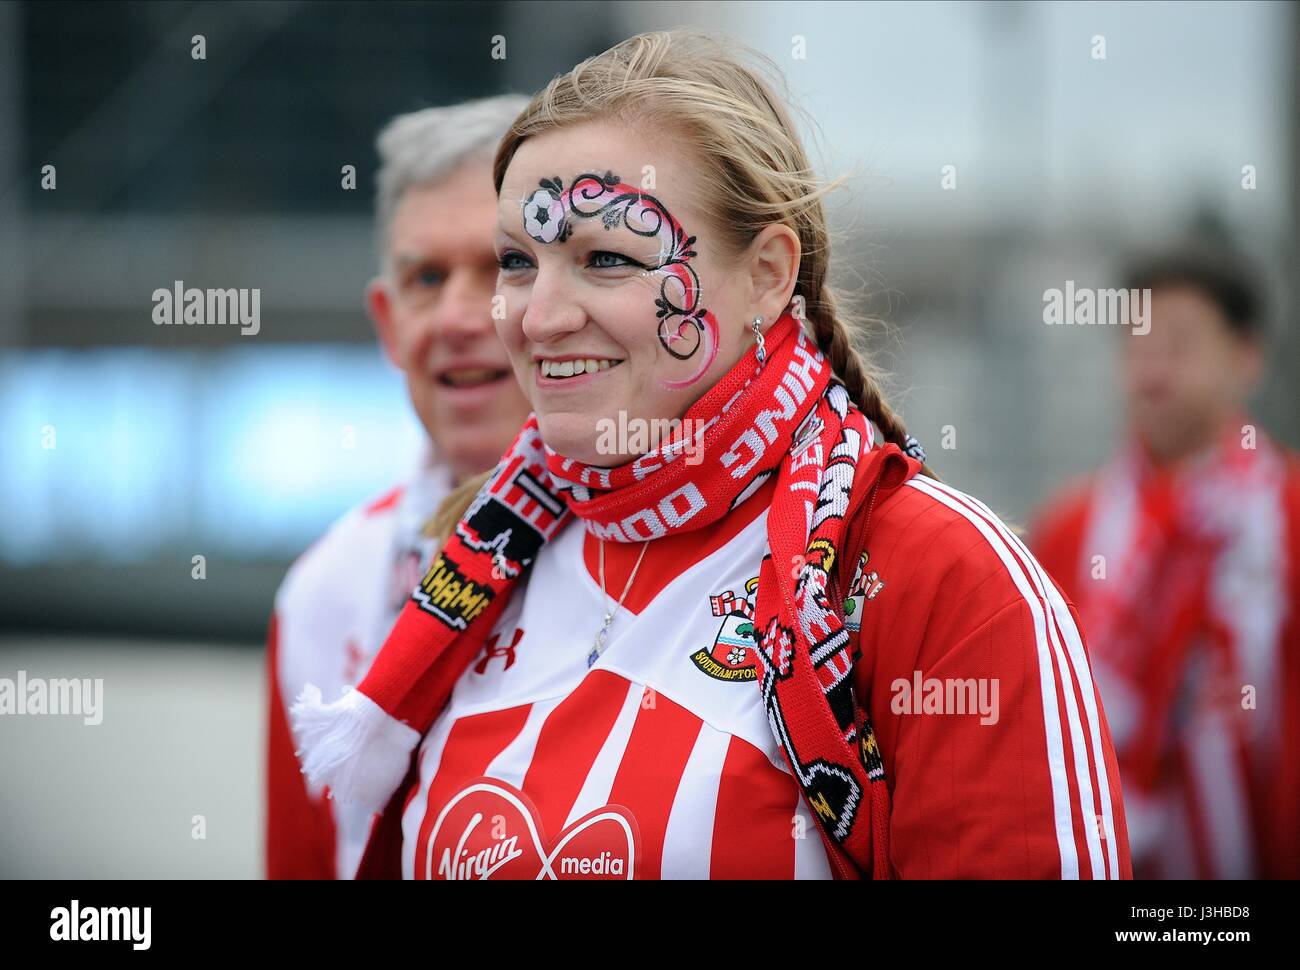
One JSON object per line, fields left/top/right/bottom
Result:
{"left": 587, "top": 537, "right": 651, "bottom": 668}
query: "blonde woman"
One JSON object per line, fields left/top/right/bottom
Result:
{"left": 294, "top": 30, "right": 1131, "bottom": 880}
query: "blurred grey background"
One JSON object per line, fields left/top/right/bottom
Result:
{"left": 0, "top": 0, "right": 1296, "bottom": 876}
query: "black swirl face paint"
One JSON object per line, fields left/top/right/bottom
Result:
{"left": 519, "top": 171, "right": 719, "bottom": 388}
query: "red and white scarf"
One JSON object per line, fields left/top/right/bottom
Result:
{"left": 292, "top": 311, "right": 920, "bottom": 878}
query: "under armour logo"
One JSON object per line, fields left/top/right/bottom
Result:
{"left": 475, "top": 628, "right": 524, "bottom": 674}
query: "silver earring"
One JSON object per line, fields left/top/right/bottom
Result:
{"left": 752, "top": 316, "right": 766, "bottom": 366}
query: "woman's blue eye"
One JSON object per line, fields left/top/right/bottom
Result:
{"left": 498, "top": 252, "right": 531, "bottom": 271}
{"left": 590, "top": 251, "right": 637, "bottom": 269}
{"left": 415, "top": 268, "right": 444, "bottom": 287}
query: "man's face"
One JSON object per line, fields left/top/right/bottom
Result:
{"left": 368, "top": 162, "right": 532, "bottom": 481}
{"left": 1123, "top": 283, "right": 1262, "bottom": 462}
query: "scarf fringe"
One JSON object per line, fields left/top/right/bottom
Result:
{"left": 290, "top": 684, "right": 421, "bottom": 811}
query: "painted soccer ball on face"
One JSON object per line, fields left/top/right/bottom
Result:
{"left": 522, "top": 188, "right": 565, "bottom": 243}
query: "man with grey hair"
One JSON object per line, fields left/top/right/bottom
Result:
{"left": 266, "top": 95, "right": 532, "bottom": 879}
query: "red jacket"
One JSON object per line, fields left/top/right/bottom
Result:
{"left": 356, "top": 469, "right": 1132, "bottom": 879}
{"left": 852, "top": 476, "right": 1131, "bottom": 877}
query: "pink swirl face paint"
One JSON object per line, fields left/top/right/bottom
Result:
{"left": 519, "top": 171, "right": 719, "bottom": 388}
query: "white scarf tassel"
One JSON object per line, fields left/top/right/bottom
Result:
{"left": 289, "top": 684, "right": 422, "bottom": 812}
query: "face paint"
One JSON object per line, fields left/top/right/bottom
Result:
{"left": 522, "top": 180, "right": 567, "bottom": 244}
{"left": 519, "top": 171, "right": 720, "bottom": 388}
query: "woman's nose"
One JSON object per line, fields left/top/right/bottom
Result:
{"left": 519, "top": 268, "right": 586, "bottom": 344}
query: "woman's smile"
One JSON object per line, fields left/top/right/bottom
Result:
{"left": 533, "top": 354, "right": 626, "bottom": 390}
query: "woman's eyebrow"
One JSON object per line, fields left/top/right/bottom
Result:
{"left": 501, "top": 180, "right": 677, "bottom": 253}
{"left": 569, "top": 209, "right": 666, "bottom": 240}
{"left": 568, "top": 221, "right": 668, "bottom": 260}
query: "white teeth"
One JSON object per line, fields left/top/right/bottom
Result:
{"left": 540, "top": 358, "right": 621, "bottom": 379}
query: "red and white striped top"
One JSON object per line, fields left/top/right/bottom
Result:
{"left": 398, "top": 472, "right": 1132, "bottom": 879}
{"left": 400, "top": 479, "right": 831, "bottom": 879}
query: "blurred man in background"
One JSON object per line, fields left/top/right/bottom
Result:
{"left": 1031, "top": 247, "right": 1300, "bottom": 879}
{"left": 265, "top": 95, "right": 532, "bottom": 879}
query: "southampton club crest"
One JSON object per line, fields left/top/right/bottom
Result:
{"left": 842, "top": 550, "right": 886, "bottom": 634}
{"left": 690, "top": 577, "right": 760, "bottom": 682}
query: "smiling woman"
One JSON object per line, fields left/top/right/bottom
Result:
{"left": 291, "top": 28, "right": 1132, "bottom": 881}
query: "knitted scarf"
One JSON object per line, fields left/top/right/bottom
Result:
{"left": 292, "top": 311, "right": 920, "bottom": 878}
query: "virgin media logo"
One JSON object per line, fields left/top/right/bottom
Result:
{"left": 425, "top": 778, "right": 640, "bottom": 880}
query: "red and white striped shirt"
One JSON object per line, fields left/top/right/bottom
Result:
{"left": 396, "top": 470, "right": 1132, "bottom": 879}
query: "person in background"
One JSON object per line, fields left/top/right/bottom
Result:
{"left": 1031, "top": 246, "right": 1300, "bottom": 879}
{"left": 265, "top": 95, "right": 533, "bottom": 879}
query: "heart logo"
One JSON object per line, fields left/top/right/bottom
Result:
{"left": 425, "top": 777, "right": 640, "bottom": 880}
